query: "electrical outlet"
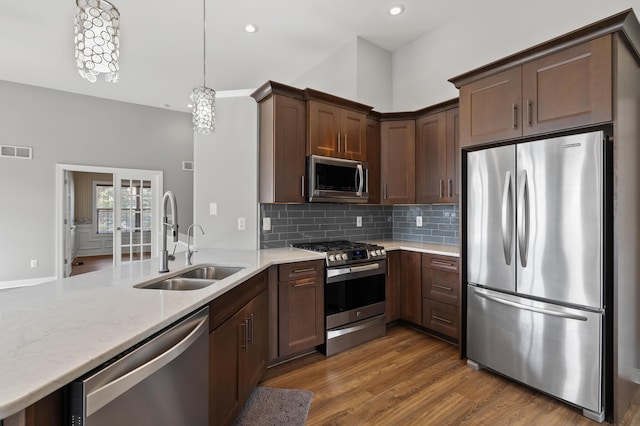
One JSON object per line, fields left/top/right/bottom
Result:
{"left": 209, "top": 202, "right": 217, "bottom": 215}
{"left": 356, "top": 216, "right": 362, "bottom": 227}
{"left": 30, "top": 259, "right": 38, "bottom": 268}
{"left": 237, "top": 217, "right": 246, "bottom": 231}
{"left": 262, "top": 217, "right": 271, "bottom": 231}
{"left": 416, "top": 216, "right": 423, "bottom": 227}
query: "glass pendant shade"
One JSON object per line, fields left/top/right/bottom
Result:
{"left": 191, "top": 86, "right": 216, "bottom": 135}
{"left": 74, "top": 0, "right": 120, "bottom": 83}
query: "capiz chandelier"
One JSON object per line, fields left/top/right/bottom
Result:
{"left": 191, "top": 0, "right": 216, "bottom": 134}
{"left": 74, "top": 0, "right": 120, "bottom": 83}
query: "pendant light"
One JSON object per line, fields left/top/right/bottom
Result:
{"left": 74, "top": 0, "right": 120, "bottom": 83}
{"left": 191, "top": 0, "right": 216, "bottom": 135}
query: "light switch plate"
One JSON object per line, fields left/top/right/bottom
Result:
{"left": 356, "top": 216, "right": 362, "bottom": 227}
{"left": 416, "top": 216, "right": 423, "bottom": 227}
{"left": 209, "top": 202, "right": 217, "bottom": 215}
{"left": 263, "top": 217, "right": 271, "bottom": 231}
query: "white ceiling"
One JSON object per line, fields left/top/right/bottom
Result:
{"left": 0, "top": 0, "right": 480, "bottom": 112}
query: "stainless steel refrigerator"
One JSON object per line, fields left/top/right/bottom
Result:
{"left": 466, "top": 131, "right": 609, "bottom": 422}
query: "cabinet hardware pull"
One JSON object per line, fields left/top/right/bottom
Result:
{"left": 240, "top": 321, "right": 249, "bottom": 352}
{"left": 344, "top": 134, "right": 347, "bottom": 153}
{"left": 433, "top": 315, "right": 452, "bottom": 324}
{"left": 439, "top": 179, "right": 444, "bottom": 198}
{"left": 337, "top": 133, "right": 341, "bottom": 152}
{"left": 448, "top": 179, "right": 453, "bottom": 198}
{"left": 433, "top": 284, "right": 453, "bottom": 292}
{"left": 384, "top": 183, "right": 388, "bottom": 200}
{"left": 432, "top": 260, "right": 454, "bottom": 267}
{"left": 301, "top": 176, "right": 305, "bottom": 198}
{"left": 294, "top": 281, "right": 315, "bottom": 287}
{"left": 249, "top": 313, "right": 254, "bottom": 345}
{"left": 526, "top": 100, "right": 532, "bottom": 126}
{"left": 512, "top": 103, "right": 518, "bottom": 129}
{"left": 292, "top": 267, "right": 315, "bottom": 274}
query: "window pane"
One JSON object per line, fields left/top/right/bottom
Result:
{"left": 96, "top": 186, "right": 114, "bottom": 209}
{"left": 97, "top": 210, "right": 113, "bottom": 233}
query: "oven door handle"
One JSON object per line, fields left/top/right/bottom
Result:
{"left": 327, "top": 262, "right": 380, "bottom": 279}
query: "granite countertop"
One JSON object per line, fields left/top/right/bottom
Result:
{"left": 366, "top": 240, "right": 459, "bottom": 257}
{"left": 0, "top": 241, "right": 458, "bottom": 419}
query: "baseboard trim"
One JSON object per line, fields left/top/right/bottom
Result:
{"left": 0, "top": 276, "right": 57, "bottom": 290}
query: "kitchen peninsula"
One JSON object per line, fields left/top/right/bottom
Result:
{"left": 0, "top": 242, "right": 458, "bottom": 423}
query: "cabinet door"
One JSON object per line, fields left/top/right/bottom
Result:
{"left": 522, "top": 35, "right": 612, "bottom": 136}
{"left": 422, "top": 298, "right": 459, "bottom": 340}
{"left": 366, "top": 118, "right": 381, "bottom": 204}
{"left": 446, "top": 107, "right": 460, "bottom": 202}
{"left": 278, "top": 276, "right": 325, "bottom": 356}
{"left": 416, "top": 111, "right": 447, "bottom": 204}
{"left": 400, "top": 251, "right": 421, "bottom": 324}
{"left": 209, "top": 308, "right": 244, "bottom": 426}
{"left": 385, "top": 250, "right": 401, "bottom": 323}
{"left": 241, "top": 291, "right": 268, "bottom": 398}
{"left": 459, "top": 67, "right": 522, "bottom": 147}
{"left": 308, "top": 100, "right": 340, "bottom": 157}
{"left": 341, "top": 110, "right": 367, "bottom": 161}
{"left": 273, "top": 95, "right": 306, "bottom": 203}
{"left": 381, "top": 120, "right": 416, "bottom": 204}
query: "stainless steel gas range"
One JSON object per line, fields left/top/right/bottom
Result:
{"left": 291, "top": 240, "right": 387, "bottom": 356}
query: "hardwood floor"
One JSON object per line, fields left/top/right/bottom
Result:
{"left": 261, "top": 326, "right": 638, "bottom": 425}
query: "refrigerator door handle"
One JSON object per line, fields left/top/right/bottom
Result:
{"left": 501, "top": 171, "right": 513, "bottom": 265}
{"left": 517, "top": 170, "right": 530, "bottom": 267}
{"left": 473, "top": 288, "right": 588, "bottom": 321}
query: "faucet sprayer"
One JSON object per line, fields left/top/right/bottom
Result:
{"left": 159, "top": 191, "right": 178, "bottom": 273}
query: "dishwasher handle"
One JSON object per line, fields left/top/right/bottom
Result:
{"left": 85, "top": 310, "right": 209, "bottom": 416}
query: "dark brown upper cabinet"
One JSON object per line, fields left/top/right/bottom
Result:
{"left": 455, "top": 35, "right": 612, "bottom": 147}
{"left": 415, "top": 101, "right": 459, "bottom": 204}
{"left": 380, "top": 118, "right": 416, "bottom": 205}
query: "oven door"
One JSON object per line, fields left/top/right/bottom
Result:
{"left": 325, "top": 260, "right": 386, "bottom": 328}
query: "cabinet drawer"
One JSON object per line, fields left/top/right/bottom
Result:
{"left": 422, "top": 299, "right": 458, "bottom": 340}
{"left": 423, "top": 253, "right": 459, "bottom": 272}
{"left": 423, "top": 268, "right": 459, "bottom": 306}
{"left": 279, "top": 260, "right": 324, "bottom": 281}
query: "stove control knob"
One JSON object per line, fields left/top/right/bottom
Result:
{"left": 328, "top": 254, "right": 336, "bottom": 262}
{"left": 341, "top": 253, "right": 348, "bottom": 261}
{"left": 370, "top": 250, "right": 376, "bottom": 257}
{"left": 374, "top": 250, "right": 381, "bottom": 256}
{"left": 380, "top": 249, "right": 386, "bottom": 255}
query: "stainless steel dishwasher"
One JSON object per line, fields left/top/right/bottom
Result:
{"left": 69, "top": 307, "right": 209, "bottom": 425}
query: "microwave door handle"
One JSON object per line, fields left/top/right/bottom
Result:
{"left": 356, "top": 164, "right": 363, "bottom": 196}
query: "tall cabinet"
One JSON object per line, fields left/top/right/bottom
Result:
{"left": 449, "top": 10, "right": 640, "bottom": 423}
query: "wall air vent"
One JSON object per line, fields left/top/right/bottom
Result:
{"left": 1, "top": 145, "right": 32, "bottom": 159}
{"left": 182, "top": 161, "right": 194, "bottom": 171}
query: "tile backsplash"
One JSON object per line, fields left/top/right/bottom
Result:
{"left": 259, "top": 204, "right": 459, "bottom": 249}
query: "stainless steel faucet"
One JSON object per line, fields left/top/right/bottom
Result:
{"left": 159, "top": 191, "right": 178, "bottom": 273}
{"left": 185, "top": 224, "right": 205, "bottom": 266}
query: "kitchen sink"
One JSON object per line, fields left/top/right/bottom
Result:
{"left": 134, "top": 264, "right": 245, "bottom": 291}
{"left": 179, "top": 265, "right": 244, "bottom": 280}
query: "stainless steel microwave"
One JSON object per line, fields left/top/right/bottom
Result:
{"left": 307, "top": 155, "right": 368, "bottom": 203}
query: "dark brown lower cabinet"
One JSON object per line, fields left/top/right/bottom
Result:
{"left": 421, "top": 253, "right": 460, "bottom": 342}
{"left": 400, "top": 251, "right": 421, "bottom": 324}
{"left": 209, "top": 274, "right": 268, "bottom": 426}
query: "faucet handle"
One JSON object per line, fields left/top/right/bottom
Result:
{"left": 168, "top": 243, "right": 177, "bottom": 261}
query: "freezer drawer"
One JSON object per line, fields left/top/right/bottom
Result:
{"left": 467, "top": 286, "right": 602, "bottom": 414}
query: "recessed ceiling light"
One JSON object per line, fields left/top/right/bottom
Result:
{"left": 388, "top": 5, "right": 405, "bottom": 16}
{"left": 244, "top": 24, "right": 259, "bottom": 33}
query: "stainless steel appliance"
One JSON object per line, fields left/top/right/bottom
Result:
{"left": 307, "top": 155, "right": 369, "bottom": 203}
{"left": 291, "top": 241, "right": 386, "bottom": 356}
{"left": 465, "top": 131, "right": 610, "bottom": 422}
{"left": 69, "top": 307, "right": 209, "bottom": 425}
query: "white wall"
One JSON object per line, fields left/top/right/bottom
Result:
{"left": 193, "top": 96, "right": 258, "bottom": 250}
{"left": 392, "top": 0, "right": 640, "bottom": 110}
{"left": 293, "top": 37, "right": 393, "bottom": 111}
{"left": 0, "top": 80, "right": 194, "bottom": 282}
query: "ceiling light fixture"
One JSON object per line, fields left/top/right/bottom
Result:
{"left": 244, "top": 24, "right": 259, "bottom": 33}
{"left": 74, "top": 0, "right": 120, "bottom": 83}
{"left": 388, "top": 4, "right": 405, "bottom": 16}
{"left": 191, "top": 0, "right": 216, "bottom": 135}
